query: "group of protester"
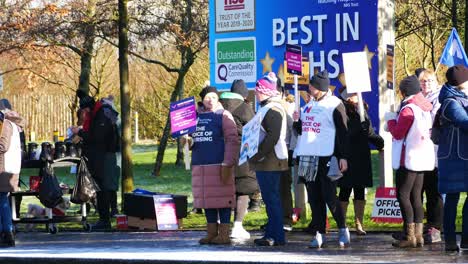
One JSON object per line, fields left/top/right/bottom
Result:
{"left": 187, "top": 64, "right": 468, "bottom": 251}
{"left": 0, "top": 64, "right": 465, "bottom": 251}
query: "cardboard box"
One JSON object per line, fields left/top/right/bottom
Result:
{"left": 123, "top": 193, "right": 188, "bottom": 219}
{"left": 127, "top": 216, "right": 157, "bottom": 230}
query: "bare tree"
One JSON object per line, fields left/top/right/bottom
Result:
{"left": 118, "top": 0, "right": 134, "bottom": 195}
{"left": 127, "top": 0, "right": 208, "bottom": 176}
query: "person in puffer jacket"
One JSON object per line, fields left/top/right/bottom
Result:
{"left": 385, "top": 75, "right": 435, "bottom": 248}
{"left": 219, "top": 79, "right": 258, "bottom": 240}
{"left": 437, "top": 65, "right": 468, "bottom": 252}
{"left": 186, "top": 86, "right": 239, "bottom": 245}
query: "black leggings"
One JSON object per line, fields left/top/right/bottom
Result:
{"left": 339, "top": 187, "right": 365, "bottom": 201}
{"left": 396, "top": 168, "right": 424, "bottom": 223}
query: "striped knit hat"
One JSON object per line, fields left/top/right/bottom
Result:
{"left": 255, "top": 72, "right": 279, "bottom": 97}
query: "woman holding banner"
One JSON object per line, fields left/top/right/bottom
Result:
{"left": 384, "top": 75, "right": 435, "bottom": 248}
{"left": 185, "top": 86, "right": 239, "bottom": 245}
{"left": 293, "top": 70, "right": 351, "bottom": 248}
{"left": 338, "top": 87, "right": 384, "bottom": 236}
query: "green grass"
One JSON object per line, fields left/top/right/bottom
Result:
{"left": 16, "top": 145, "right": 466, "bottom": 232}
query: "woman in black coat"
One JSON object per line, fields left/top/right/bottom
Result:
{"left": 338, "top": 88, "right": 384, "bottom": 236}
{"left": 219, "top": 79, "right": 258, "bottom": 239}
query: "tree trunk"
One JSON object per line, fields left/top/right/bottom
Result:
{"left": 175, "top": 72, "right": 186, "bottom": 167}
{"left": 77, "top": 0, "right": 97, "bottom": 95}
{"left": 452, "top": 0, "right": 458, "bottom": 30}
{"left": 118, "top": 0, "right": 134, "bottom": 198}
{"left": 153, "top": 71, "right": 187, "bottom": 176}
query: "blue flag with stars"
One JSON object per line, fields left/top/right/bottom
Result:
{"left": 440, "top": 28, "right": 468, "bottom": 67}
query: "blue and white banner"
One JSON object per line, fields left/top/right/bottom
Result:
{"left": 439, "top": 28, "right": 468, "bottom": 68}
{"left": 209, "top": 0, "right": 380, "bottom": 126}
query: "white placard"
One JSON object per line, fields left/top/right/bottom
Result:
{"left": 239, "top": 114, "right": 261, "bottom": 165}
{"left": 342, "top": 51, "right": 371, "bottom": 94}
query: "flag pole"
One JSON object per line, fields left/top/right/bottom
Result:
{"left": 434, "top": 61, "right": 441, "bottom": 74}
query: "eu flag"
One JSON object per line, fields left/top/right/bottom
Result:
{"left": 439, "top": 28, "right": 468, "bottom": 67}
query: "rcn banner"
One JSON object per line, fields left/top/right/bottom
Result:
{"left": 209, "top": 0, "right": 380, "bottom": 126}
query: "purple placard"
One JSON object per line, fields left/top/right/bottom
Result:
{"left": 170, "top": 96, "right": 197, "bottom": 138}
{"left": 286, "top": 44, "right": 302, "bottom": 75}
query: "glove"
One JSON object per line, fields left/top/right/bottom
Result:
{"left": 180, "top": 136, "right": 193, "bottom": 147}
{"left": 360, "top": 120, "right": 370, "bottom": 135}
{"left": 384, "top": 111, "right": 397, "bottom": 121}
{"left": 383, "top": 122, "right": 389, "bottom": 132}
{"left": 221, "top": 165, "right": 233, "bottom": 185}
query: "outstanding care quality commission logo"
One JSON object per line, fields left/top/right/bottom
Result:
{"left": 215, "top": 37, "right": 257, "bottom": 84}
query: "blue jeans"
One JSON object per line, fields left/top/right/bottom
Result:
{"left": 0, "top": 192, "right": 13, "bottom": 232}
{"left": 444, "top": 192, "right": 468, "bottom": 242}
{"left": 205, "top": 208, "right": 231, "bottom": 224}
{"left": 256, "top": 171, "right": 285, "bottom": 244}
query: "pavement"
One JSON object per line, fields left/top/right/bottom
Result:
{"left": 0, "top": 230, "right": 467, "bottom": 264}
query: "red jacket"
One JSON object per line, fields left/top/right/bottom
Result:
{"left": 387, "top": 93, "right": 432, "bottom": 167}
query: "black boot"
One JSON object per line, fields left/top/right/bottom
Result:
{"left": 248, "top": 199, "right": 261, "bottom": 212}
{"left": 110, "top": 191, "right": 118, "bottom": 217}
{"left": 3, "top": 232, "right": 15, "bottom": 247}
{"left": 92, "top": 191, "right": 111, "bottom": 231}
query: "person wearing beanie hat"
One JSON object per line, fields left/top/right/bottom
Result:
{"left": 199, "top": 86, "right": 218, "bottom": 101}
{"left": 71, "top": 90, "right": 121, "bottom": 232}
{"left": 446, "top": 64, "right": 468, "bottom": 87}
{"left": 436, "top": 64, "right": 468, "bottom": 251}
{"left": 187, "top": 84, "right": 238, "bottom": 245}
{"left": 255, "top": 72, "right": 279, "bottom": 98}
{"left": 385, "top": 75, "right": 435, "bottom": 248}
{"left": 309, "top": 70, "right": 330, "bottom": 92}
{"left": 231, "top": 79, "right": 249, "bottom": 99}
{"left": 293, "top": 69, "right": 351, "bottom": 248}
{"left": 399, "top": 75, "right": 421, "bottom": 97}
{"left": 251, "top": 72, "right": 289, "bottom": 246}
{"left": 219, "top": 83, "right": 257, "bottom": 240}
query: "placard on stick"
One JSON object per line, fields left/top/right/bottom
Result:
{"left": 342, "top": 51, "right": 371, "bottom": 94}
{"left": 170, "top": 97, "right": 197, "bottom": 138}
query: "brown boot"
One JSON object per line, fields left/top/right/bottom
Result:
{"left": 211, "top": 223, "right": 231, "bottom": 245}
{"left": 199, "top": 223, "right": 218, "bottom": 244}
{"left": 415, "top": 223, "right": 424, "bottom": 247}
{"left": 392, "top": 223, "right": 416, "bottom": 248}
{"left": 340, "top": 201, "right": 349, "bottom": 222}
{"left": 353, "top": 200, "right": 367, "bottom": 236}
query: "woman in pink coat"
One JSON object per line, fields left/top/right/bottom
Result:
{"left": 187, "top": 86, "right": 239, "bottom": 245}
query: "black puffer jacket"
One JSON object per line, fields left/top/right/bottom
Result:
{"left": 220, "top": 92, "right": 258, "bottom": 195}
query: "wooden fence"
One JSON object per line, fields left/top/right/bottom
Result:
{"left": 7, "top": 94, "right": 73, "bottom": 142}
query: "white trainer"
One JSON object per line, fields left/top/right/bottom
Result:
{"left": 230, "top": 222, "right": 251, "bottom": 239}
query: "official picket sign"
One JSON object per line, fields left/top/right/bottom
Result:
{"left": 169, "top": 97, "right": 197, "bottom": 138}
{"left": 371, "top": 187, "right": 403, "bottom": 223}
